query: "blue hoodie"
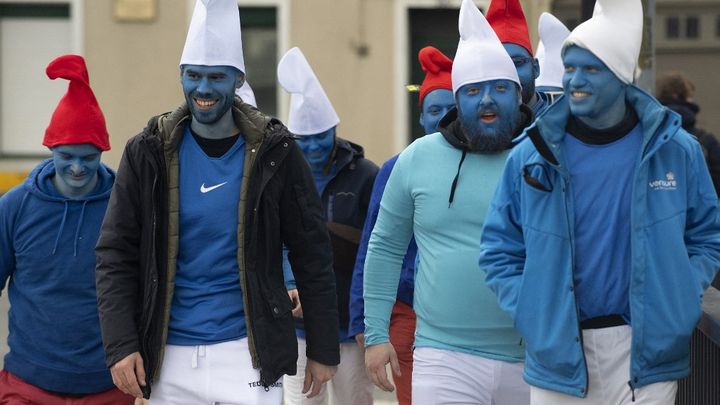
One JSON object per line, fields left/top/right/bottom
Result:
{"left": 0, "top": 159, "right": 115, "bottom": 394}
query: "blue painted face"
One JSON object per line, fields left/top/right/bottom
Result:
{"left": 562, "top": 45, "right": 627, "bottom": 128}
{"left": 181, "top": 65, "right": 242, "bottom": 125}
{"left": 503, "top": 43, "right": 539, "bottom": 104}
{"left": 51, "top": 144, "right": 102, "bottom": 198}
{"left": 296, "top": 127, "right": 336, "bottom": 172}
{"left": 419, "top": 88, "right": 455, "bottom": 135}
{"left": 456, "top": 80, "right": 521, "bottom": 152}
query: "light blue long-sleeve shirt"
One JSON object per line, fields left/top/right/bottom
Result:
{"left": 363, "top": 133, "right": 524, "bottom": 362}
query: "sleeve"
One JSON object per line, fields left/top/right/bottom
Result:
{"left": 348, "top": 160, "right": 392, "bottom": 338}
{"left": 684, "top": 139, "right": 720, "bottom": 294}
{"left": 0, "top": 189, "right": 20, "bottom": 295}
{"left": 363, "top": 151, "right": 415, "bottom": 346}
{"left": 478, "top": 152, "right": 526, "bottom": 320}
{"left": 279, "top": 142, "right": 340, "bottom": 366}
{"left": 95, "top": 139, "right": 143, "bottom": 368}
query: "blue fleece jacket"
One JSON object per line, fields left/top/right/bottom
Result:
{"left": 480, "top": 87, "right": 720, "bottom": 397}
{"left": 348, "top": 154, "right": 416, "bottom": 338}
{"left": 0, "top": 159, "right": 115, "bottom": 394}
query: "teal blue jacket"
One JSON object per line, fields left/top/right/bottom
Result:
{"left": 479, "top": 86, "right": 720, "bottom": 398}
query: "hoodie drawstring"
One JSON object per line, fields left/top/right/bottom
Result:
{"left": 449, "top": 150, "right": 467, "bottom": 207}
{"left": 52, "top": 202, "right": 70, "bottom": 255}
{"left": 73, "top": 201, "right": 88, "bottom": 257}
{"left": 51, "top": 200, "right": 88, "bottom": 256}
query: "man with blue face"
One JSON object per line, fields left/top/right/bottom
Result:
{"left": 278, "top": 47, "right": 378, "bottom": 405}
{"left": 0, "top": 55, "right": 132, "bottom": 404}
{"left": 487, "top": 0, "right": 547, "bottom": 116}
{"left": 363, "top": 2, "right": 532, "bottom": 404}
{"left": 95, "top": 1, "right": 339, "bottom": 403}
{"left": 480, "top": 1, "right": 720, "bottom": 404}
{"left": 348, "top": 45, "right": 454, "bottom": 405}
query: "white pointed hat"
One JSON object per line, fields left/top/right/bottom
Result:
{"left": 563, "top": 0, "right": 643, "bottom": 84}
{"left": 536, "top": 12, "right": 570, "bottom": 89}
{"left": 277, "top": 47, "right": 340, "bottom": 136}
{"left": 180, "top": 0, "right": 245, "bottom": 73}
{"left": 452, "top": 0, "right": 520, "bottom": 94}
{"left": 235, "top": 81, "right": 257, "bottom": 108}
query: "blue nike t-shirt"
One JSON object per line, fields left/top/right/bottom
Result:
{"left": 167, "top": 127, "right": 247, "bottom": 345}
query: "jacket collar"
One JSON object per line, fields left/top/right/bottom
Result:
{"left": 528, "top": 86, "right": 682, "bottom": 165}
{"left": 156, "top": 97, "right": 274, "bottom": 152}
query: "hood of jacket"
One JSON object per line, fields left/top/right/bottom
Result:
{"left": 25, "top": 158, "right": 115, "bottom": 203}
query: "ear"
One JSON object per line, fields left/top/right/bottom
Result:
{"left": 236, "top": 72, "right": 246, "bottom": 90}
{"left": 419, "top": 113, "right": 425, "bottom": 128}
{"left": 532, "top": 58, "right": 540, "bottom": 80}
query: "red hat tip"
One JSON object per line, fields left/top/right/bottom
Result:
{"left": 486, "top": 0, "right": 534, "bottom": 56}
{"left": 417, "top": 46, "right": 453, "bottom": 108}
{"left": 43, "top": 54, "right": 110, "bottom": 152}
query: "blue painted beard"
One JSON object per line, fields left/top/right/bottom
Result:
{"left": 459, "top": 109, "right": 520, "bottom": 153}
{"left": 503, "top": 43, "right": 538, "bottom": 105}
{"left": 181, "top": 65, "right": 240, "bottom": 125}
{"left": 456, "top": 80, "right": 522, "bottom": 153}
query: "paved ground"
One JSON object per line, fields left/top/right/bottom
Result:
{"left": 0, "top": 294, "right": 397, "bottom": 404}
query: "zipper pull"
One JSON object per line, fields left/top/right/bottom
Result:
{"left": 627, "top": 381, "right": 636, "bottom": 402}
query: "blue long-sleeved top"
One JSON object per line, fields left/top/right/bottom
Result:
{"left": 348, "top": 154, "right": 416, "bottom": 338}
{"left": 363, "top": 132, "right": 524, "bottom": 362}
{"left": 0, "top": 159, "right": 116, "bottom": 394}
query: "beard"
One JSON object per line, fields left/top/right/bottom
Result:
{"left": 459, "top": 108, "right": 521, "bottom": 153}
{"left": 521, "top": 80, "right": 536, "bottom": 105}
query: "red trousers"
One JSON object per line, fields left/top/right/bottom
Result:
{"left": 0, "top": 370, "right": 134, "bottom": 405}
{"left": 389, "top": 301, "right": 416, "bottom": 405}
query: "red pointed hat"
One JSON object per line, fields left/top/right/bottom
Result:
{"left": 418, "top": 46, "right": 453, "bottom": 107}
{"left": 43, "top": 55, "right": 110, "bottom": 151}
{"left": 486, "top": 0, "right": 533, "bottom": 56}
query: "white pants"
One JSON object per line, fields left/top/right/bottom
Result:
{"left": 150, "top": 338, "right": 283, "bottom": 405}
{"left": 412, "top": 347, "right": 529, "bottom": 405}
{"left": 282, "top": 339, "right": 373, "bottom": 405}
{"left": 530, "top": 325, "right": 678, "bottom": 405}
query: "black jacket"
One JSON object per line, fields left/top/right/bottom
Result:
{"left": 659, "top": 97, "right": 720, "bottom": 196}
{"left": 96, "top": 100, "right": 340, "bottom": 398}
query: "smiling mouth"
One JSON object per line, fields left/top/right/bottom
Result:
{"left": 571, "top": 91, "right": 591, "bottom": 99}
{"left": 480, "top": 112, "right": 498, "bottom": 124}
{"left": 194, "top": 97, "right": 218, "bottom": 110}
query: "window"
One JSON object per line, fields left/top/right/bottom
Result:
{"left": 666, "top": 16, "right": 680, "bottom": 39}
{"left": 407, "top": 8, "right": 460, "bottom": 143}
{"left": 0, "top": 2, "right": 73, "bottom": 156}
{"left": 239, "top": 7, "right": 278, "bottom": 117}
{"left": 686, "top": 16, "right": 700, "bottom": 39}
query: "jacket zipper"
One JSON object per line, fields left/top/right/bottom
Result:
{"left": 557, "top": 162, "right": 590, "bottom": 397}
{"left": 627, "top": 112, "right": 671, "bottom": 389}
{"left": 241, "top": 133, "right": 287, "bottom": 373}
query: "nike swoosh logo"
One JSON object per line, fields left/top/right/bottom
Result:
{"left": 200, "top": 182, "right": 228, "bottom": 193}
